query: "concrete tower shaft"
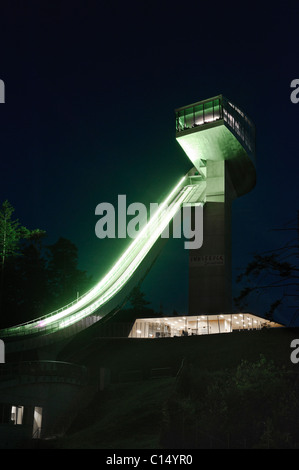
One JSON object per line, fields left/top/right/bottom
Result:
{"left": 175, "top": 95, "right": 256, "bottom": 315}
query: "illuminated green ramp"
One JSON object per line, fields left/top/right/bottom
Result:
{"left": 0, "top": 174, "right": 205, "bottom": 341}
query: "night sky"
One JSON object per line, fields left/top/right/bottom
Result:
{"left": 0, "top": 1, "right": 298, "bottom": 319}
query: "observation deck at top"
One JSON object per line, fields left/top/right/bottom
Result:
{"left": 175, "top": 95, "right": 256, "bottom": 197}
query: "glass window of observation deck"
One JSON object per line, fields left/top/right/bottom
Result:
{"left": 194, "top": 104, "right": 203, "bottom": 126}
{"left": 176, "top": 111, "right": 184, "bottom": 132}
{"left": 203, "top": 100, "right": 213, "bottom": 122}
{"left": 185, "top": 107, "right": 194, "bottom": 129}
{"left": 176, "top": 97, "right": 222, "bottom": 132}
{"left": 213, "top": 98, "right": 221, "bottom": 120}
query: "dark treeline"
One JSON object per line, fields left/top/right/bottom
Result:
{"left": 0, "top": 200, "right": 91, "bottom": 329}
{"left": 160, "top": 355, "right": 299, "bottom": 449}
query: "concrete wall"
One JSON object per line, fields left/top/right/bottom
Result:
{"left": 188, "top": 160, "right": 235, "bottom": 315}
{"left": 0, "top": 379, "right": 91, "bottom": 445}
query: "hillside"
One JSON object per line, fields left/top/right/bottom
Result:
{"left": 53, "top": 328, "right": 299, "bottom": 449}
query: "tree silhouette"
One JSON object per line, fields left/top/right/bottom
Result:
{"left": 234, "top": 212, "right": 299, "bottom": 325}
{"left": 0, "top": 200, "right": 29, "bottom": 269}
{"left": 15, "top": 230, "right": 49, "bottom": 322}
{"left": 46, "top": 237, "right": 91, "bottom": 310}
{"left": 0, "top": 201, "right": 92, "bottom": 327}
{"left": 128, "top": 284, "right": 151, "bottom": 312}
{"left": 0, "top": 200, "right": 30, "bottom": 315}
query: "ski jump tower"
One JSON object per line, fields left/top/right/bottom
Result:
{"left": 175, "top": 95, "right": 256, "bottom": 316}
{"left": 0, "top": 94, "right": 256, "bottom": 349}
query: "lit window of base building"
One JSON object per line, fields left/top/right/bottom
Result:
{"left": 129, "top": 314, "right": 282, "bottom": 339}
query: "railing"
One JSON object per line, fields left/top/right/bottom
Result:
{"left": 0, "top": 361, "right": 87, "bottom": 385}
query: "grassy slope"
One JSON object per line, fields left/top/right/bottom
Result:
{"left": 56, "top": 327, "right": 299, "bottom": 449}
{"left": 59, "top": 378, "right": 175, "bottom": 449}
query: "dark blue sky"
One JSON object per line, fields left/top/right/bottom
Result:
{"left": 0, "top": 1, "right": 298, "bottom": 317}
